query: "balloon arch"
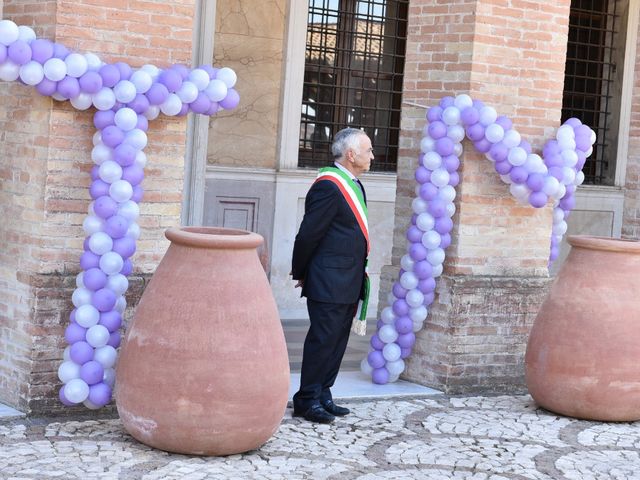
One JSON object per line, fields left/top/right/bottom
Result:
{"left": 0, "top": 19, "right": 596, "bottom": 408}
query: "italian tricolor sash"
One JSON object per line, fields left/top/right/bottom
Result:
{"left": 316, "top": 166, "right": 370, "bottom": 336}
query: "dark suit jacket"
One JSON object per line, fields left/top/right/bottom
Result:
{"left": 292, "top": 178, "right": 367, "bottom": 305}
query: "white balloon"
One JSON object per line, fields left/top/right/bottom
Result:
{"left": 176, "top": 81, "right": 199, "bottom": 103}
{"left": 95, "top": 346, "right": 118, "bottom": 369}
{"left": 65, "top": 53, "right": 88, "bottom": 78}
{"left": 84, "top": 53, "right": 102, "bottom": 71}
{"left": 499, "top": 174, "right": 512, "bottom": 185}
{"left": 361, "top": 357, "right": 373, "bottom": 375}
{"left": 400, "top": 254, "right": 415, "bottom": 272}
{"left": 188, "top": 68, "right": 210, "bottom": 90}
{"left": 446, "top": 202, "right": 456, "bottom": 218}
{"left": 118, "top": 200, "right": 140, "bottom": 221}
{"left": 141, "top": 64, "right": 160, "bottom": 79}
{"left": 114, "top": 80, "right": 137, "bottom": 103}
{"left": 76, "top": 272, "right": 85, "bottom": 288}
{"left": 43, "top": 58, "right": 67, "bottom": 81}
{"left": 562, "top": 167, "right": 576, "bottom": 185}
{"left": 558, "top": 136, "right": 576, "bottom": 151}
{"left": 91, "top": 144, "right": 112, "bottom": 165}
{"left": 100, "top": 252, "right": 124, "bottom": 276}
{"left": 17, "top": 25, "right": 36, "bottom": 43}
{"left": 0, "top": 20, "right": 20, "bottom": 46}
{"left": 63, "top": 346, "right": 71, "bottom": 361}
{"left": 453, "top": 143, "right": 463, "bottom": 157}
{"left": 552, "top": 220, "right": 568, "bottom": 236}
{"left": 432, "top": 263, "right": 443, "bottom": 277}
{"left": 502, "top": 129, "right": 521, "bottom": 148}
{"left": 89, "top": 232, "right": 113, "bottom": 255}
{"left": 439, "top": 185, "right": 456, "bottom": 202}
{"left": 159, "top": 94, "right": 182, "bottom": 116}
{"left": 19, "top": 61, "right": 44, "bottom": 85}
{"left": 574, "top": 171, "right": 585, "bottom": 186}
{"left": 130, "top": 69, "right": 153, "bottom": 93}
{"left": 75, "top": 304, "right": 100, "bottom": 328}
{"left": 442, "top": 106, "right": 461, "bottom": 126}
{"left": 430, "top": 168, "right": 450, "bottom": 188}
{"left": 412, "top": 318, "right": 424, "bottom": 332}
{"left": 93, "top": 87, "right": 116, "bottom": 111}
{"left": 126, "top": 222, "right": 141, "bottom": 240}
{"left": 99, "top": 160, "right": 123, "bottom": 183}
{"left": 84, "top": 399, "right": 102, "bottom": 410}
{"left": 556, "top": 124, "right": 575, "bottom": 141}
{"left": 115, "top": 295, "right": 127, "bottom": 314}
{"left": 388, "top": 372, "right": 400, "bottom": 383}
{"left": 426, "top": 248, "right": 445, "bottom": 266}
{"left": 400, "top": 271, "right": 419, "bottom": 290}
{"left": 381, "top": 306, "right": 396, "bottom": 324}
{"left": 72, "top": 287, "right": 92, "bottom": 308}
{"left": 386, "top": 358, "right": 405, "bottom": 376}
{"left": 447, "top": 125, "right": 465, "bottom": 143}
{"left": 217, "top": 67, "right": 237, "bottom": 88}
{"left": 204, "top": 79, "right": 228, "bottom": 102}
{"left": 454, "top": 94, "right": 473, "bottom": 110}
{"left": 509, "top": 183, "right": 531, "bottom": 203}
{"left": 507, "top": 147, "right": 527, "bottom": 166}
{"left": 420, "top": 136, "right": 435, "bottom": 153}
{"left": 552, "top": 207, "right": 565, "bottom": 223}
{"left": 109, "top": 180, "right": 133, "bottom": 202}
{"left": 123, "top": 129, "right": 147, "bottom": 150}
{"left": 542, "top": 176, "right": 561, "bottom": 197}
{"left": 70, "top": 93, "right": 93, "bottom": 110}
{"left": 478, "top": 106, "right": 497, "bottom": 126}
{"left": 561, "top": 150, "right": 578, "bottom": 167}
{"left": 378, "top": 324, "right": 399, "bottom": 344}
{"left": 64, "top": 378, "right": 90, "bottom": 404}
{"left": 144, "top": 105, "right": 160, "bottom": 120}
{"left": 86, "top": 324, "right": 110, "bottom": 348}
{"left": 106, "top": 273, "right": 129, "bottom": 296}
{"left": 412, "top": 197, "right": 427, "bottom": 214}
{"left": 103, "top": 367, "right": 116, "bottom": 387}
{"left": 589, "top": 130, "right": 596, "bottom": 145}
{"left": 383, "top": 343, "right": 402, "bottom": 362}
{"left": 524, "top": 154, "right": 545, "bottom": 173}
{"left": 0, "top": 61, "right": 20, "bottom": 81}
{"left": 409, "top": 306, "right": 428, "bottom": 323}
{"left": 485, "top": 123, "right": 505, "bottom": 143}
{"left": 134, "top": 150, "right": 147, "bottom": 168}
{"left": 83, "top": 215, "right": 104, "bottom": 235}
{"left": 114, "top": 108, "right": 138, "bottom": 131}
{"left": 58, "top": 361, "right": 81, "bottom": 383}
{"left": 422, "top": 230, "right": 441, "bottom": 250}
{"left": 405, "top": 289, "right": 424, "bottom": 308}
{"left": 422, "top": 152, "right": 442, "bottom": 170}
{"left": 416, "top": 212, "right": 435, "bottom": 232}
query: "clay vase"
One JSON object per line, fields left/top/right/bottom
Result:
{"left": 525, "top": 235, "right": 640, "bottom": 421}
{"left": 116, "top": 227, "right": 290, "bottom": 455}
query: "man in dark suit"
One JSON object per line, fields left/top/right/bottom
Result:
{"left": 291, "top": 127, "right": 374, "bottom": 424}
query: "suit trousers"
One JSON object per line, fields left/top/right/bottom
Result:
{"left": 293, "top": 299, "right": 356, "bottom": 412}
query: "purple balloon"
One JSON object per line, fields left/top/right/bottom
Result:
{"left": 114, "top": 61, "right": 132, "bottom": 80}
{"left": 198, "top": 64, "right": 216, "bottom": 78}
{"left": 99, "top": 64, "right": 120, "bottom": 87}
{"left": 52, "top": 43, "right": 69, "bottom": 60}
{"left": 509, "top": 166, "right": 529, "bottom": 184}
{"left": 426, "top": 106, "right": 443, "bottom": 122}
{"left": 428, "top": 198, "right": 447, "bottom": 218}
{"left": 84, "top": 267, "right": 108, "bottom": 290}
{"left": 519, "top": 140, "right": 532, "bottom": 154}
{"left": 427, "top": 121, "right": 447, "bottom": 140}
{"left": 114, "top": 143, "right": 136, "bottom": 167}
{"left": 565, "top": 117, "right": 582, "bottom": 128}
{"left": 93, "top": 196, "right": 118, "bottom": 219}
{"left": 549, "top": 246, "right": 560, "bottom": 261}
{"left": 494, "top": 160, "right": 512, "bottom": 175}
{"left": 30, "top": 39, "right": 54, "bottom": 63}
{"left": 409, "top": 243, "right": 428, "bottom": 261}
{"left": 90, "top": 165, "right": 100, "bottom": 181}
{"left": 423, "top": 291, "right": 435, "bottom": 306}
{"left": 94, "top": 110, "right": 115, "bottom": 130}
{"left": 59, "top": 387, "right": 75, "bottom": 406}
{"left": 439, "top": 233, "right": 452, "bottom": 249}
{"left": 172, "top": 64, "right": 190, "bottom": 79}
{"left": 131, "top": 185, "right": 144, "bottom": 203}
{"left": 415, "top": 166, "right": 431, "bottom": 184}
{"left": 448, "top": 171, "right": 460, "bottom": 187}
{"left": 70, "top": 341, "right": 94, "bottom": 365}
{"left": 368, "top": 350, "right": 385, "bottom": 368}
{"left": 418, "top": 277, "right": 436, "bottom": 293}
{"left": 393, "top": 299, "right": 410, "bottom": 316}
{"left": 93, "top": 288, "right": 117, "bottom": 312}
{"left": 90, "top": 179, "right": 111, "bottom": 199}
{"left": 529, "top": 191, "right": 548, "bottom": 208}
{"left": 88, "top": 382, "right": 112, "bottom": 407}
{"left": 80, "top": 251, "right": 101, "bottom": 270}
{"left": 159, "top": 68, "right": 183, "bottom": 92}
{"left": 79, "top": 71, "right": 103, "bottom": 94}
{"left": 473, "top": 139, "right": 491, "bottom": 153}
{"left": 127, "top": 94, "right": 150, "bottom": 114}
{"left": 435, "top": 137, "right": 454, "bottom": 156}
{"left": 121, "top": 259, "right": 133, "bottom": 275}
{"left": 8, "top": 40, "right": 32, "bottom": 65}
{"left": 488, "top": 142, "right": 508, "bottom": 163}
{"left": 400, "top": 347, "right": 413, "bottom": 359}
{"left": 145, "top": 83, "right": 169, "bottom": 105}
{"left": 102, "top": 125, "right": 125, "bottom": 148}
{"left": 559, "top": 195, "right": 576, "bottom": 210}
{"left": 65, "top": 323, "right": 87, "bottom": 344}
{"left": 206, "top": 101, "right": 220, "bottom": 116}
{"left": 413, "top": 261, "right": 433, "bottom": 280}
{"left": 113, "top": 237, "right": 136, "bottom": 259}
{"left": 407, "top": 226, "right": 423, "bottom": 243}
{"left": 100, "top": 311, "right": 122, "bottom": 333}
{"left": 548, "top": 166, "right": 564, "bottom": 181}
{"left": 83, "top": 237, "right": 91, "bottom": 252}
{"left": 0, "top": 45, "right": 5, "bottom": 63}
{"left": 370, "top": 334, "right": 385, "bottom": 351}
{"left": 460, "top": 106, "right": 479, "bottom": 126}
{"left": 526, "top": 173, "right": 545, "bottom": 192}
{"left": 36, "top": 78, "right": 57, "bottom": 96}
{"left": 439, "top": 96, "right": 455, "bottom": 108}
{"left": 435, "top": 217, "right": 454, "bottom": 235}
{"left": 575, "top": 134, "right": 591, "bottom": 152}
{"left": 80, "top": 360, "right": 104, "bottom": 385}
{"left": 177, "top": 103, "right": 189, "bottom": 117}
{"left": 495, "top": 115, "right": 512, "bottom": 130}
{"left": 57, "top": 76, "right": 80, "bottom": 99}
{"left": 122, "top": 165, "right": 144, "bottom": 186}
{"left": 376, "top": 319, "right": 384, "bottom": 330}
{"left": 466, "top": 123, "right": 485, "bottom": 142}
{"left": 372, "top": 367, "right": 390, "bottom": 384}
{"left": 136, "top": 114, "right": 149, "bottom": 131}
{"left": 395, "top": 316, "right": 413, "bottom": 335}
{"left": 397, "top": 332, "right": 416, "bottom": 349}
{"left": 442, "top": 154, "right": 460, "bottom": 173}
{"left": 545, "top": 153, "right": 563, "bottom": 168}
{"left": 419, "top": 183, "right": 438, "bottom": 201}
{"left": 190, "top": 92, "right": 212, "bottom": 114}
{"left": 108, "top": 331, "right": 121, "bottom": 348}
{"left": 392, "top": 282, "right": 408, "bottom": 299}
{"left": 104, "top": 215, "right": 128, "bottom": 239}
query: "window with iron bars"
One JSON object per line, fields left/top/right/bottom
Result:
{"left": 299, "top": 0, "right": 408, "bottom": 172}
{"left": 562, "top": 0, "right": 626, "bottom": 185}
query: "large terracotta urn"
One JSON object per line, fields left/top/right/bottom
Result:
{"left": 525, "top": 235, "right": 640, "bottom": 421}
{"left": 116, "top": 227, "right": 290, "bottom": 455}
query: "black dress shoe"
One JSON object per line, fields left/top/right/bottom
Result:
{"left": 293, "top": 404, "right": 335, "bottom": 424}
{"left": 321, "top": 400, "right": 350, "bottom": 416}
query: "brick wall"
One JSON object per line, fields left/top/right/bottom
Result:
{"left": 384, "top": 0, "right": 571, "bottom": 393}
{"left": 0, "top": 0, "right": 195, "bottom": 413}
{"left": 623, "top": 17, "right": 640, "bottom": 240}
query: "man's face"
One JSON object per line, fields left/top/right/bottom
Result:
{"left": 351, "top": 134, "right": 374, "bottom": 175}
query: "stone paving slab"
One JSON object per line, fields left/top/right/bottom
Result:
{"left": 1, "top": 395, "right": 639, "bottom": 479}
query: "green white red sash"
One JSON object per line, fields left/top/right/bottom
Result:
{"left": 316, "top": 166, "right": 370, "bottom": 335}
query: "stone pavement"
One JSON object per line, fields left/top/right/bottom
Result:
{"left": 1, "top": 394, "right": 639, "bottom": 479}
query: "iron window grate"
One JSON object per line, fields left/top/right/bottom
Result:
{"left": 299, "top": 0, "right": 409, "bottom": 172}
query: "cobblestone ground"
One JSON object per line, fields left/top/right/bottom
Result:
{"left": 1, "top": 395, "right": 640, "bottom": 479}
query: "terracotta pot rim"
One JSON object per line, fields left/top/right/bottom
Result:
{"left": 165, "top": 227, "right": 263, "bottom": 249}
{"left": 567, "top": 235, "right": 640, "bottom": 253}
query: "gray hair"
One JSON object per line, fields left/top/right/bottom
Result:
{"left": 331, "top": 128, "right": 365, "bottom": 159}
